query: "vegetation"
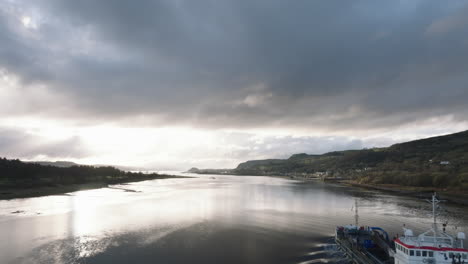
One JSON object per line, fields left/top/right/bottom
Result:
{"left": 230, "top": 130, "right": 468, "bottom": 191}
{"left": 0, "top": 158, "right": 177, "bottom": 189}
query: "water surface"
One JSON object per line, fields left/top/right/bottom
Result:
{"left": 1, "top": 174, "right": 467, "bottom": 264}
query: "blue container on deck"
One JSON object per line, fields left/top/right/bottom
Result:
{"left": 364, "top": 239, "right": 374, "bottom": 248}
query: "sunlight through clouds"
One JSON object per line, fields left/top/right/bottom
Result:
{"left": 1, "top": 0, "right": 468, "bottom": 169}
{"left": 20, "top": 16, "right": 31, "bottom": 27}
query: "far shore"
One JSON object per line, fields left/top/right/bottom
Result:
{"left": 99, "top": 171, "right": 468, "bottom": 207}
{"left": 252, "top": 175, "right": 468, "bottom": 206}
{"left": 332, "top": 179, "right": 468, "bottom": 206}
{"left": 0, "top": 174, "right": 192, "bottom": 200}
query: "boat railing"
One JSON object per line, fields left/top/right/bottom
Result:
{"left": 453, "top": 239, "right": 464, "bottom": 249}
{"left": 404, "top": 235, "right": 455, "bottom": 248}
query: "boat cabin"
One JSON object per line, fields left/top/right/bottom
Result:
{"left": 394, "top": 194, "right": 467, "bottom": 264}
{"left": 394, "top": 237, "right": 467, "bottom": 264}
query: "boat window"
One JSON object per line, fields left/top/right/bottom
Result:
{"left": 416, "top": 251, "right": 421, "bottom": 257}
{"left": 422, "top": 251, "right": 427, "bottom": 257}
{"left": 410, "top": 250, "right": 414, "bottom": 256}
{"left": 462, "top": 253, "right": 467, "bottom": 259}
{"left": 428, "top": 251, "right": 434, "bottom": 257}
{"left": 449, "top": 252, "right": 454, "bottom": 258}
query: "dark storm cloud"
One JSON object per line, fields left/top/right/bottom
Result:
{"left": 2, "top": 0, "right": 468, "bottom": 129}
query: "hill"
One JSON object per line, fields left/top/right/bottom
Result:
{"left": 186, "top": 167, "right": 232, "bottom": 174}
{"left": 231, "top": 130, "right": 468, "bottom": 190}
{"left": 0, "top": 158, "right": 184, "bottom": 199}
{"left": 27, "top": 160, "right": 140, "bottom": 171}
{"left": 27, "top": 161, "right": 79, "bottom": 167}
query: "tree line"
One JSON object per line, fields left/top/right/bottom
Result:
{"left": 0, "top": 158, "right": 160, "bottom": 188}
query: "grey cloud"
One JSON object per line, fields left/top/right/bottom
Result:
{"left": 1, "top": 0, "right": 468, "bottom": 131}
{"left": 426, "top": 5, "right": 468, "bottom": 35}
{"left": 0, "top": 128, "right": 87, "bottom": 159}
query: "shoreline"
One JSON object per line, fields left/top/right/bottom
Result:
{"left": 143, "top": 172, "right": 468, "bottom": 206}
{"left": 0, "top": 174, "right": 192, "bottom": 200}
{"left": 335, "top": 180, "right": 468, "bottom": 206}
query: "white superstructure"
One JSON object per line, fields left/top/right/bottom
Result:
{"left": 394, "top": 193, "right": 467, "bottom": 264}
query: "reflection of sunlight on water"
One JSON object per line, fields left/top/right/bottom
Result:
{"left": 297, "top": 259, "right": 330, "bottom": 264}
{"left": 73, "top": 236, "right": 105, "bottom": 258}
{"left": 306, "top": 250, "right": 327, "bottom": 256}
{"left": 1, "top": 175, "right": 468, "bottom": 264}
{"left": 71, "top": 191, "right": 101, "bottom": 236}
{"left": 70, "top": 191, "right": 114, "bottom": 258}
{"left": 139, "top": 224, "right": 190, "bottom": 245}
{"left": 0, "top": 195, "right": 71, "bottom": 219}
{"left": 62, "top": 178, "right": 220, "bottom": 259}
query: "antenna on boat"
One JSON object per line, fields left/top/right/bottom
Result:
{"left": 427, "top": 192, "right": 440, "bottom": 236}
{"left": 354, "top": 199, "right": 359, "bottom": 227}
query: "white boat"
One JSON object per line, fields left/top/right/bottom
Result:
{"left": 394, "top": 193, "right": 467, "bottom": 264}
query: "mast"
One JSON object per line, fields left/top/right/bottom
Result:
{"left": 431, "top": 193, "right": 440, "bottom": 237}
{"left": 355, "top": 199, "right": 359, "bottom": 227}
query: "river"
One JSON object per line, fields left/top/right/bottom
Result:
{"left": 1, "top": 173, "right": 467, "bottom": 264}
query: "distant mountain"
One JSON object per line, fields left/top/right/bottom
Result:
{"left": 230, "top": 130, "right": 468, "bottom": 190}
{"left": 28, "top": 161, "right": 79, "bottom": 167}
{"left": 187, "top": 167, "right": 200, "bottom": 173}
{"left": 27, "top": 161, "right": 140, "bottom": 172}
{"left": 186, "top": 167, "right": 232, "bottom": 175}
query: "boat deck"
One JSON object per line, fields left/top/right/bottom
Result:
{"left": 335, "top": 229, "right": 394, "bottom": 264}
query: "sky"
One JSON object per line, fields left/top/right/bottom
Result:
{"left": 1, "top": 0, "right": 468, "bottom": 170}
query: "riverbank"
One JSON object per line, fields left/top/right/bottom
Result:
{"left": 336, "top": 180, "right": 468, "bottom": 206}
{"left": 0, "top": 174, "right": 191, "bottom": 200}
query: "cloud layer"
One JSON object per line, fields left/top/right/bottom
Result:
{"left": 1, "top": 0, "right": 468, "bottom": 168}
{"left": 0, "top": 128, "right": 85, "bottom": 159}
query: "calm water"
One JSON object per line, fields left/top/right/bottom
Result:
{"left": 1, "top": 174, "right": 467, "bottom": 264}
